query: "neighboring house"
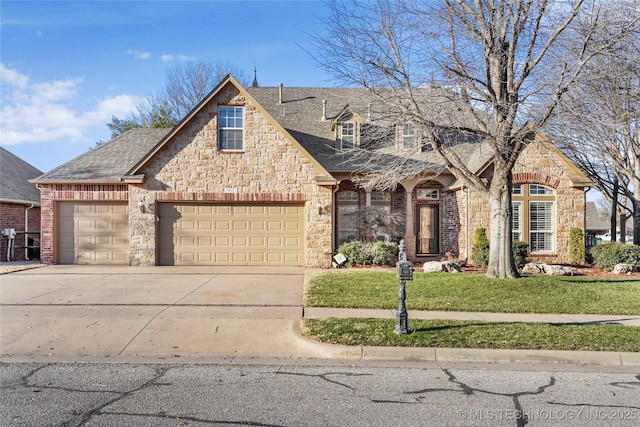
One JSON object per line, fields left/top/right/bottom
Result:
{"left": 32, "top": 75, "right": 592, "bottom": 267}
{"left": 585, "top": 201, "right": 610, "bottom": 237}
{"left": 0, "top": 147, "right": 43, "bottom": 262}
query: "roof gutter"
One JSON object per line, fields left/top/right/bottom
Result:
{"left": 0, "top": 198, "right": 41, "bottom": 207}
{"left": 29, "top": 176, "right": 144, "bottom": 185}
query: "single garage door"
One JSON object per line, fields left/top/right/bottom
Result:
{"left": 57, "top": 202, "right": 129, "bottom": 264}
{"left": 158, "top": 203, "right": 304, "bottom": 266}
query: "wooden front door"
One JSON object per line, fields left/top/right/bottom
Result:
{"left": 417, "top": 205, "right": 439, "bottom": 255}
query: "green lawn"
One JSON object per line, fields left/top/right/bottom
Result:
{"left": 303, "top": 271, "right": 640, "bottom": 351}
{"left": 303, "top": 318, "right": 640, "bottom": 352}
{"left": 305, "top": 271, "right": 640, "bottom": 315}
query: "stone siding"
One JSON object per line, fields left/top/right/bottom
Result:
{"left": 463, "top": 140, "right": 586, "bottom": 265}
{"left": 131, "top": 83, "right": 333, "bottom": 267}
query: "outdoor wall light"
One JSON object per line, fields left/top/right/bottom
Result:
{"left": 317, "top": 202, "right": 323, "bottom": 215}
{"left": 138, "top": 200, "right": 145, "bottom": 213}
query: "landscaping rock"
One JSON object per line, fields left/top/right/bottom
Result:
{"left": 422, "top": 261, "right": 461, "bottom": 273}
{"left": 522, "top": 263, "right": 545, "bottom": 274}
{"left": 613, "top": 263, "right": 637, "bottom": 274}
{"left": 522, "top": 263, "right": 574, "bottom": 276}
{"left": 544, "top": 264, "right": 575, "bottom": 276}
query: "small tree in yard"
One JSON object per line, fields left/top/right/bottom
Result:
{"left": 569, "top": 227, "right": 586, "bottom": 265}
{"left": 344, "top": 207, "right": 405, "bottom": 242}
{"left": 471, "top": 228, "right": 490, "bottom": 268}
{"left": 313, "top": 0, "right": 639, "bottom": 278}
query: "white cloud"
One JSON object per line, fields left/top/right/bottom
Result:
{"left": 161, "top": 53, "right": 195, "bottom": 62}
{"left": 0, "top": 63, "right": 143, "bottom": 146}
{"left": 126, "top": 49, "right": 152, "bottom": 59}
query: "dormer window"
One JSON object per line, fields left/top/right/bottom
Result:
{"left": 401, "top": 122, "right": 416, "bottom": 149}
{"left": 339, "top": 122, "right": 356, "bottom": 150}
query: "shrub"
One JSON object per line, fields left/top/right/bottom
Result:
{"left": 471, "top": 228, "right": 490, "bottom": 268}
{"left": 569, "top": 227, "right": 585, "bottom": 265}
{"left": 512, "top": 241, "right": 529, "bottom": 267}
{"left": 590, "top": 243, "right": 640, "bottom": 270}
{"left": 337, "top": 240, "right": 370, "bottom": 266}
{"left": 471, "top": 228, "right": 528, "bottom": 268}
{"left": 337, "top": 240, "right": 398, "bottom": 266}
{"left": 371, "top": 241, "right": 398, "bottom": 265}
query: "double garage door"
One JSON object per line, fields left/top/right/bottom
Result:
{"left": 57, "top": 202, "right": 305, "bottom": 266}
{"left": 158, "top": 203, "right": 305, "bottom": 266}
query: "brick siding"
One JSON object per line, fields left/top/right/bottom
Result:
{"left": 0, "top": 202, "right": 41, "bottom": 262}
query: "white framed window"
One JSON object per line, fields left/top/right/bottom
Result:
{"left": 511, "top": 183, "right": 556, "bottom": 254}
{"left": 417, "top": 189, "right": 439, "bottom": 200}
{"left": 401, "top": 122, "right": 416, "bottom": 149}
{"left": 529, "top": 184, "right": 554, "bottom": 195}
{"left": 512, "top": 201, "right": 522, "bottom": 242}
{"left": 339, "top": 122, "right": 355, "bottom": 150}
{"left": 218, "top": 106, "right": 244, "bottom": 151}
{"left": 529, "top": 201, "right": 555, "bottom": 252}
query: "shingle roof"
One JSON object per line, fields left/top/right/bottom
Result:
{"left": 34, "top": 128, "right": 171, "bottom": 183}
{"left": 0, "top": 147, "right": 43, "bottom": 204}
{"left": 246, "top": 86, "right": 488, "bottom": 173}
{"left": 585, "top": 201, "right": 610, "bottom": 232}
{"left": 32, "top": 83, "right": 490, "bottom": 183}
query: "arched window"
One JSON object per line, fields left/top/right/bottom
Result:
{"left": 512, "top": 184, "right": 556, "bottom": 253}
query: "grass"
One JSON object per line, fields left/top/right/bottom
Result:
{"left": 302, "top": 270, "right": 640, "bottom": 351}
{"left": 302, "top": 318, "right": 640, "bottom": 352}
{"left": 305, "top": 271, "right": 640, "bottom": 315}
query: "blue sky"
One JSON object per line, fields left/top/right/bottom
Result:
{"left": 1, "top": 0, "right": 334, "bottom": 173}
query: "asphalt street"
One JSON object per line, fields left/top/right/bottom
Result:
{"left": 1, "top": 360, "right": 639, "bottom": 427}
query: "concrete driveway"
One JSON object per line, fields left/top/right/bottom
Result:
{"left": 0, "top": 265, "right": 353, "bottom": 360}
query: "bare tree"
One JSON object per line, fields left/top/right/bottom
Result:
{"left": 548, "top": 7, "right": 640, "bottom": 243}
{"left": 312, "top": 0, "right": 638, "bottom": 278}
{"left": 109, "top": 60, "right": 250, "bottom": 135}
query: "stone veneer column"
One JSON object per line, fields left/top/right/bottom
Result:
{"left": 401, "top": 179, "right": 421, "bottom": 260}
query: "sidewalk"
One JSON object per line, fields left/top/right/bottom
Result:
{"left": 304, "top": 307, "right": 640, "bottom": 326}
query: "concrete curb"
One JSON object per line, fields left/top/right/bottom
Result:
{"left": 293, "top": 321, "right": 640, "bottom": 366}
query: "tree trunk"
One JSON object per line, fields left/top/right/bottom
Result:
{"left": 486, "top": 175, "right": 520, "bottom": 279}
{"left": 620, "top": 214, "right": 627, "bottom": 243}
{"left": 633, "top": 196, "right": 640, "bottom": 246}
{"left": 610, "top": 179, "right": 619, "bottom": 242}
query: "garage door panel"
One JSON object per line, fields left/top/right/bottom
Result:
{"left": 233, "top": 236, "right": 248, "bottom": 245}
{"left": 159, "top": 203, "right": 303, "bottom": 266}
{"left": 267, "top": 221, "right": 283, "bottom": 231}
{"left": 232, "top": 221, "right": 247, "bottom": 230}
{"left": 216, "top": 221, "right": 230, "bottom": 230}
{"left": 198, "top": 221, "right": 212, "bottom": 230}
{"left": 58, "top": 202, "right": 129, "bottom": 265}
{"left": 250, "top": 237, "right": 265, "bottom": 246}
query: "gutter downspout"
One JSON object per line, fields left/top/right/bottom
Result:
{"left": 25, "top": 203, "right": 34, "bottom": 260}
